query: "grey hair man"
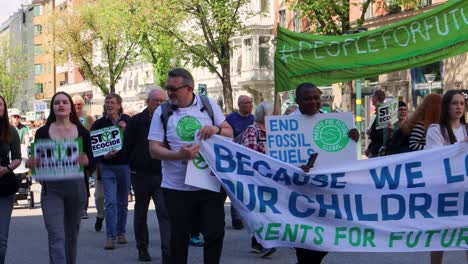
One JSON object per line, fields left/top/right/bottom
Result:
{"left": 148, "top": 68, "right": 233, "bottom": 264}
{"left": 124, "top": 88, "right": 170, "bottom": 262}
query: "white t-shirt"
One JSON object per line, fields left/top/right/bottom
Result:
{"left": 424, "top": 124, "right": 467, "bottom": 149}
{"left": 148, "top": 95, "right": 225, "bottom": 191}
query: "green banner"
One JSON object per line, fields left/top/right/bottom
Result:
{"left": 274, "top": 0, "right": 468, "bottom": 92}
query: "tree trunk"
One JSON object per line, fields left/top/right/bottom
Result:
{"left": 342, "top": 81, "right": 354, "bottom": 112}
{"left": 221, "top": 44, "right": 233, "bottom": 113}
{"left": 221, "top": 70, "right": 233, "bottom": 114}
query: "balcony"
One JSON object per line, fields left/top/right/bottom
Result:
{"left": 233, "top": 68, "right": 273, "bottom": 86}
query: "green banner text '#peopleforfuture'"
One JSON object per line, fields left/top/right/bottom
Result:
{"left": 274, "top": 0, "right": 468, "bottom": 92}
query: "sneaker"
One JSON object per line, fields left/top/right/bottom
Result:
{"left": 232, "top": 219, "right": 244, "bottom": 230}
{"left": 117, "top": 235, "right": 128, "bottom": 244}
{"left": 104, "top": 239, "right": 115, "bottom": 250}
{"left": 261, "top": 248, "right": 277, "bottom": 258}
{"left": 81, "top": 211, "right": 89, "bottom": 219}
{"left": 189, "top": 235, "right": 204, "bottom": 247}
{"left": 251, "top": 243, "right": 266, "bottom": 254}
{"left": 95, "top": 217, "right": 103, "bottom": 232}
{"left": 138, "top": 248, "right": 152, "bottom": 262}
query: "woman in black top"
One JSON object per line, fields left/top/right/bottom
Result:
{"left": 0, "top": 95, "right": 21, "bottom": 264}
{"left": 27, "top": 92, "right": 94, "bottom": 264}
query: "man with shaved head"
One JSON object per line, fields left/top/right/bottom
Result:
{"left": 225, "top": 94, "right": 255, "bottom": 230}
{"left": 124, "top": 88, "right": 170, "bottom": 262}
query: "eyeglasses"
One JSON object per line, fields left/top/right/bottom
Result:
{"left": 166, "top": 84, "right": 188, "bottom": 92}
{"left": 149, "top": 98, "right": 166, "bottom": 103}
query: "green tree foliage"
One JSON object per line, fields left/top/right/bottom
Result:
{"left": 137, "top": 0, "right": 186, "bottom": 88}
{"left": 144, "top": 0, "right": 249, "bottom": 113}
{"left": 51, "top": 0, "right": 141, "bottom": 94}
{"left": 0, "top": 36, "right": 30, "bottom": 108}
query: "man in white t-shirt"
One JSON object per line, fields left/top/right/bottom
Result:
{"left": 148, "top": 68, "right": 233, "bottom": 264}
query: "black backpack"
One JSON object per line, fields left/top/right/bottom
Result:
{"left": 160, "top": 95, "right": 214, "bottom": 148}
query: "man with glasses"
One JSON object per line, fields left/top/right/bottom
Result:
{"left": 124, "top": 89, "right": 170, "bottom": 262}
{"left": 225, "top": 95, "right": 254, "bottom": 230}
{"left": 148, "top": 68, "right": 233, "bottom": 264}
{"left": 11, "top": 114, "right": 30, "bottom": 146}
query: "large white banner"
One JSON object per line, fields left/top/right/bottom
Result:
{"left": 266, "top": 113, "right": 356, "bottom": 167}
{"left": 197, "top": 135, "right": 468, "bottom": 252}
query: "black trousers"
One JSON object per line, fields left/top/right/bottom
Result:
{"left": 131, "top": 171, "right": 170, "bottom": 263}
{"left": 163, "top": 188, "right": 225, "bottom": 264}
{"left": 296, "top": 248, "right": 328, "bottom": 264}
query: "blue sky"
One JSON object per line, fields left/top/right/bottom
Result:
{"left": 0, "top": 0, "right": 25, "bottom": 25}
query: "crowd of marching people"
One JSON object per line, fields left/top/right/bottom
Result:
{"left": 0, "top": 67, "right": 466, "bottom": 264}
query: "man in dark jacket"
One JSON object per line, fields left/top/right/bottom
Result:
{"left": 124, "top": 89, "right": 170, "bottom": 262}
{"left": 365, "top": 89, "right": 386, "bottom": 158}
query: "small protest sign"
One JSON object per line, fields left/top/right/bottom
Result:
{"left": 376, "top": 98, "right": 398, "bottom": 129}
{"left": 185, "top": 154, "right": 220, "bottom": 192}
{"left": 266, "top": 113, "right": 356, "bottom": 167}
{"left": 31, "top": 138, "right": 83, "bottom": 181}
{"left": 90, "top": 126, "right": 123, "bottom": 157}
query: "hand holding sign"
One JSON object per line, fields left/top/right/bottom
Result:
{"left": 347, "top": 128, "right": 360, "bottom": 142}
{"left": 77, "top": 153, "right": 89, "bottom": 166}
{"left": 104, "top": 149, "right": 119, "bottom": 160}
{"left": 179, "top": 143, "right": 200, "bottom": 160}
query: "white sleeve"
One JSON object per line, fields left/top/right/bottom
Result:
{"left": 424, "top": 124, "right": 445, "bottom": 149}
{"left": 148, "top": 106, "right": 164, "bottom": 143}
{"left": 208, "top": 97, "right": 226, "bottom": 126}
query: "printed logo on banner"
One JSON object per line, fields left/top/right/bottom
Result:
{"left": 193, "top": 154, "right": 209, "bottom": 170}
{"left": 313, "top": 119, "right": 349, "bottom": 152}
{"left": 176, "top": 116, "right": 202, "bottom": 141}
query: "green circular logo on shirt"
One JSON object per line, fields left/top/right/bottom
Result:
{"left": 193, "top": 154, "right": 208, "bottom": 170}
{"left": 313, "top": 119, "right": 349, "bottom": 152}
{"left": 176, "top": 116, "right": 202, "bottom": 142}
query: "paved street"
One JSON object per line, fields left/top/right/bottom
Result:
{"left": 5, "top": 183, "right": 466, "bottom": 264}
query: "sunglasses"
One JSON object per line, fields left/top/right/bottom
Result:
{"left": 166, "top": 84, "right": 188, "bottom": 92}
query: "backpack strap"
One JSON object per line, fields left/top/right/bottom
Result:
{"left": 160, "top": 101, "right": 173, "bottom": 149}
{"left": 199, "top": 95, "right": 215, "bottom": 125}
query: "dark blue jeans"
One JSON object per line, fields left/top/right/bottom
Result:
{"left": 101, "top": 164, "right": 130, "bottom": 239}
{"left": 0, "top": 194, "right": 14, "bottom": 264}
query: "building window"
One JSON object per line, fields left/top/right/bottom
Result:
{"left": 260, "top": 0, "right": 268, "bottom": 13}
{"left": 259, "top": 36, "right": 271, "bottom": 69}
{"left": 35, "top": 64, "right": 43, "bottom": 75}
{"left": 35, "top": 83, "right": 43, "bottom": 94}
{"left": 293, "top": 11, "right": 302, "bottom": 32}
{"left": 34, "top": 24, "right": 42, "bottom": 35}
{"left": 47, "top": 82, "right": 52, "bottom": 91}
{"left": 413, "top": 61, "right": 442, "bottom": 105}
{"left": 34, "top": 44, "right": 42, "bottom": 55}
{"left": 33, "top": 5, "right": 43, "bottom": 16}
{"left": 244, "top": 38, "right": 252, "bottom": 69}
{"left": 363, "top": 0, "right": 374, "bottom": 19}
{"left": 279, "top": 10, "right": 286, "bottom": 28}
{"left": 420, "top": 0, "right": 432, "bottom": 7}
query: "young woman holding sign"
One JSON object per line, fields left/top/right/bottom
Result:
{"left": 26, "top": 92, "right": 94, "bottom": 264}
{"left": 0, "top": 95, "right": 22, "bottom": 264}
{"left": 425, "top": 90, "right": 467, "bottom": 264}
{"left": 90, "top": 93, "right": 131, "bottom": 250}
